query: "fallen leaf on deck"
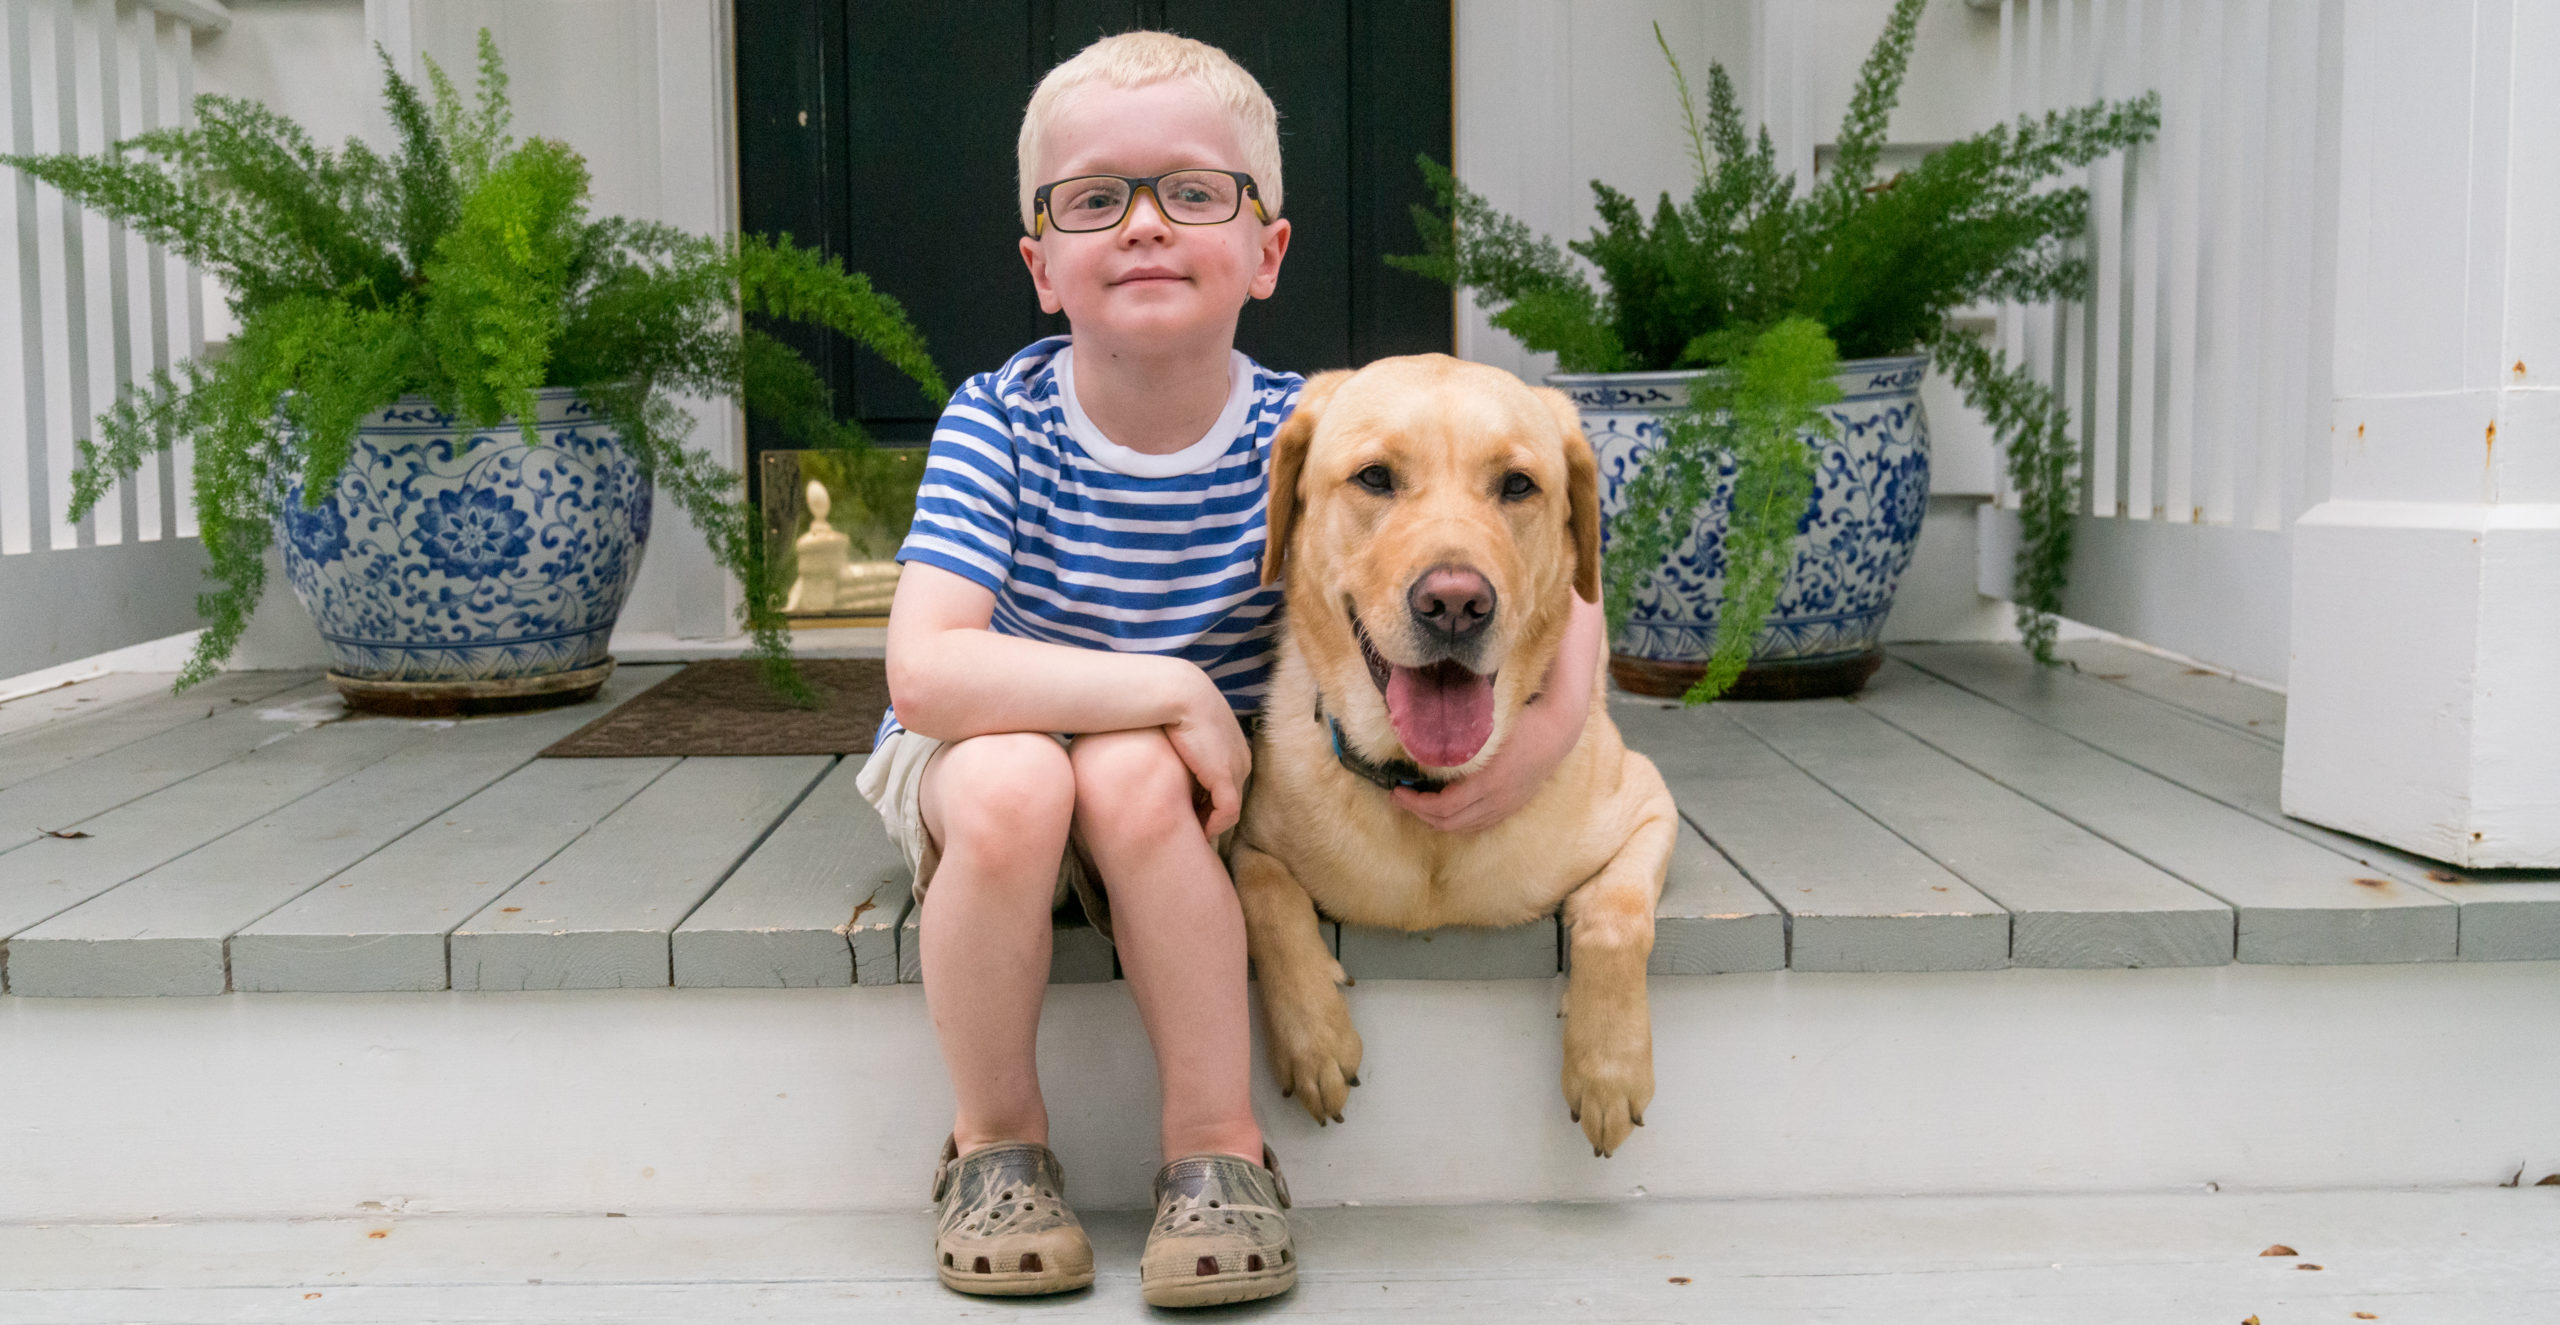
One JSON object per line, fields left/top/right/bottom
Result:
{"left": 2243, "top": 1316, "right": 2261, "bottom": 1324}
{"left": 2427, "top": 870, "right": 2461, "bottom": 883}
{"left": 501, "top": 906, "right": 523, "bottom": 913}
{"left": 2502, "top": 1165, "right": 2524, "bottom": 1187}
{"left": 2258, "top": 1245, "right": 2297, "bottom": 1257}
{"left": 39, "top": 829, "right": 90, "bottom": 839}
{"left": 2298, "top": 1263, "right": 2324, "bottom": 1271}
{"left": 2354, "top": 1314, "right": 2378, "bottom": 1320}
{"left": 1668, "top": 1276, "right": 1690, "bottom": 1285}
{"left": 2537, "top": 1174, "right": 2560, "bottom": 1186}
{"left": 366, "top": 1230, "right": 387, "bottom": 1239}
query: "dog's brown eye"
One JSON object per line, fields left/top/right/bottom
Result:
{"left": 1501, "top": 471, "right": 1537, "bottom": 500}
{"left": 1353, "top": 464, "right": 1394, "bottom": 494}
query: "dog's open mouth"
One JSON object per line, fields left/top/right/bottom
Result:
{"left": 1349, "top": 605, "right": 1496, "bottom": 769}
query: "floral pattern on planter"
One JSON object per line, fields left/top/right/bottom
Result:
{"left": 275, "top": 388, "right": 654, "bottom": 682}
{"left": 1555, "top": 355, "right": 1930, "bottom": 666}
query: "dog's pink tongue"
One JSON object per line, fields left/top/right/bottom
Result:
{"left": 1384, "top": 662, "right": 1495, "bottom": 768}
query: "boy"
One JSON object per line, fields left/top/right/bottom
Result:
{"left": 859, "top": 31, "right": 1604, "bottom": 1308}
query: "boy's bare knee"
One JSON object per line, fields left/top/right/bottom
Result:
{"left": 1069, "top": 729, "right": 1198, "bottom": 843}
{"left": 931, "top": 733, "right": 1074, "bottom": 871}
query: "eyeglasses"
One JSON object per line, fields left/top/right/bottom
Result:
{"left": 1031, "top": 169, "right": 1270, "bottom": 236}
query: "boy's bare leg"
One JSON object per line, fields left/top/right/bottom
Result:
{"left": 917, "top": 733, "right": 1077, "bottom": 1155}
{"left": 1068, "top": 728, "right": 1264, "bottom": 1164}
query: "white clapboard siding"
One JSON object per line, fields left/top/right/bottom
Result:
{"left": 0, "top": 0, "right": 224, "bottom": 675}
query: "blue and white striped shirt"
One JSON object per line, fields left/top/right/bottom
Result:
{"left": 877, "top": 336, "right": 1303, "bottom": 743}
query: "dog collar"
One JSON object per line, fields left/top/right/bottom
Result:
{"left": 1321, "top": 711, "right": 1449, "bottom": 795}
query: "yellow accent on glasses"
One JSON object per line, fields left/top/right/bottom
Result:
{"left": 1032, "top": 169, "right": 1270, "bottom": 237}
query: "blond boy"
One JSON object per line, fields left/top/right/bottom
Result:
{"left": 859, "top": 31, "right": 1603, "bottom": 1308}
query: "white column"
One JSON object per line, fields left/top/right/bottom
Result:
{"left": 2284, "top": 0, "right": 2560, "bottom": 867}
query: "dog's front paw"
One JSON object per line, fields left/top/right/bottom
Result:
{"left": 1262, "top": 969, "right": 1364, "bottom": 1125}
{"left": 1561, "top": 1006, "right": 1654, "bottom": 1157}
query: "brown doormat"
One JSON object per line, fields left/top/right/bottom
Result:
{"left": 540, "top": 658, "right": 890, "bottom": 758}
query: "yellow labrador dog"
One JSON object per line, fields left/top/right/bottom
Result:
{"left": 1232, "top": 354, "right": 1678, "bottom": 1157}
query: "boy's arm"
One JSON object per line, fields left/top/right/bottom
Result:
{"left": 1389, "top": 592, "right": 1604, "bottom": 834}
{"left": 885, "top": 561, "right": 1253, "bottom": 836}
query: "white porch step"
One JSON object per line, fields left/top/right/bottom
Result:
{"left": 3, "top": 962, "right": 2554, "bottom": 1225}
{"left": 7, "top": 1189, "right": 2554, "bottom": 1322}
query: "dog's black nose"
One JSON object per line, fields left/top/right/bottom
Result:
{"left": 1407, "top": 566, "right": 1496, "bottom": 641}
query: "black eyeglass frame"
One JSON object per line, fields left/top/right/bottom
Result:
{"left": 1030, "top": 169, "right": 1273, "bottom": 237}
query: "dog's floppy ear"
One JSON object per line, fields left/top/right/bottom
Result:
{"left": 1538, "top": 387, "right": 1604, "bottom": 604}
{"left": 1261, "top": 370, "right": 1353, "bottom": 588}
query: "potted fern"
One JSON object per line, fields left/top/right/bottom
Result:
{"left": 2, "top": 33, "right": 940, "bottom": 710}
{"left": 1394, "top": 0, "right": 2157, "bottom": 701}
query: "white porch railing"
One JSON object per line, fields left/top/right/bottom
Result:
{"left": 1982, "top": 0, "right": 2337, "bottom": 682}
{"left": 0, "top": 0, "right": 223, "bottom": 678}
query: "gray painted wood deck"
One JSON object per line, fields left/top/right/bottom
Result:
{"left": 1, "top": 642, "right": 2554, "bottom": 996}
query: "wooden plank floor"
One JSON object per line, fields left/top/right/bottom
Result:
{"left": 2, "top": 642, "right": 2555, "bottom": 997}
{"left": 7, "top": 1189, "right": 2554, "bottom": 1323}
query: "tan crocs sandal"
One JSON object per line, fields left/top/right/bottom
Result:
{"left": 1139, "top": 1144, "right": 1297, "bottom": 1308}
{"left": 931, "top": 1136, "right": 1094, "bottom": 1296}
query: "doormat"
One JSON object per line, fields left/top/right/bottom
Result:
{"left": 539, "top": 658, "right": 889, "bottom": 758}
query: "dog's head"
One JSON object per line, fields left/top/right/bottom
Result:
{"left": 1261, "top": 355, "right": 1600, "bottom": 773}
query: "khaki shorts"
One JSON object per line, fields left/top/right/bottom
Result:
{"left": 855, "top": 726, "right": 1255, "bottom": 947}
{"left": 854, "top": 729, "right": 1114, "bottom": 940}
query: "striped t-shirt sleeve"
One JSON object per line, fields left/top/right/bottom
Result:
{"left": 897, "top": 374, "right": 1019, "bottom": 593}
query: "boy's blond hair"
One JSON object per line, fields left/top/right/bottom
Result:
{"left": 1017, "top": 31, "right": 1283, "bottom": 234}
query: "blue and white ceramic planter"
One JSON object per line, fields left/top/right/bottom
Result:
{"left": 275, "top": 388, "right": 653, "bottom": 687}
{"left": 1553, "top": 354, "right": 1929, "bottom": 697}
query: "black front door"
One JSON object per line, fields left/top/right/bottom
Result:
{"left": 733, "top": 0, "right": 1454, "bottom": 468}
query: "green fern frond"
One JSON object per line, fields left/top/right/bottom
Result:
{"left": 1392, "top": 2, "right": 2158, "bottom": 674}
{"left": 1816, "top": 0, "right": 1927, "bottom": 213}
{"left": 9, "top": 26, "right": 942, "bottom": 695}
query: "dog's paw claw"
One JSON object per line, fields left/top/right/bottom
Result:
{"left": 1263, "top": 980, "right": 1364, "bottom": 1127}
{"left": 1562, "top": 1020, "right": 1654, "bottom": 1158}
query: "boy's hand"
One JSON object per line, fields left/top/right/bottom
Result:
{"left": 1164, "top": 672, "right": 1253, "bottom": 839}
{"left": 1391, "top": 593, "right": 1603, "bottom": 833}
